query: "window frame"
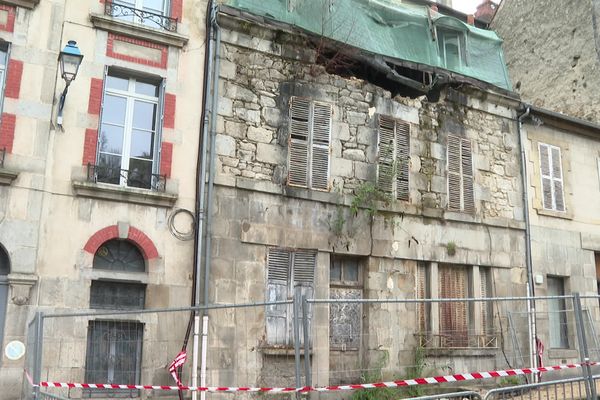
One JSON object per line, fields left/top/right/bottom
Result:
{"left": 0, "top": 244, "right": 9, "bottom": 356}
{"left": 96, "top": 68, "right": 165, "bottom": 190}
{"left": 113, "top": 0, "right": 170, "bottom": 23}
{"left": 287, "top": 96, "right": 332, "bottom": 191}
{"left": 0, "top": 42, "right": 10, "bottom": 124}
{"left": 436, "top": 28, "right": 467, "bottom": 69}
{"left": 546, "top": 275, "right": 569, "bottom": 349}
{"left": 329, "top": 256, "right": 363, "bottom": 351}
{"left": 538, "top": 142, "right": 565, "bottom": 212}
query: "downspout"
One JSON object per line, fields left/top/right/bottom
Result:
{"left": 192, "top": 2, "right": 216, "bottom": 400}
{"left": 517, "top": 106, "right": 538, "bottom": 377}
{"left": 199, "top": 3, "right": 221, "bottom": 400}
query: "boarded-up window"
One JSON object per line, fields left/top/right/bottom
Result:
{"left": 377, "top": 115, "right": 410, "bottom": 201}
{"left": 539, "top": 143, "right": 565, "bottom": 212}
{"left": 330, "top": 257, "right": 362, "bottom": 350}
{"left": 266, "top": 248, "right": 316, "bottom": 346}
{"left": 288, "top": 97, "right": 332, "bottom": 191}
{"left": 439, "top": 264, "right": 469, "bottom": 347}
{"left": 447, "top": 135, "right": 474, "bottom": 212}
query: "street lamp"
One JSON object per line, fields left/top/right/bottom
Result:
{"left": 57, "top": 40, "right": 83, "bottom": 126}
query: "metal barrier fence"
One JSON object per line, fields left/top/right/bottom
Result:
{"left": 23, "top": 294, "right": 600, "bottom": 399}
{"left": 483, "top": 374, "right": 600, "bottom": 399}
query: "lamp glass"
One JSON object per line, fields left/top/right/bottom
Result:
{"left": 60, "top": 54, "right": 82, "bottom": 82}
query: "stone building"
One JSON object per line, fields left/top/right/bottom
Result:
{"left": 492, "top": 0, "right": 600, "bottom": 123}
{"left": 201, "top": 0, "right": 530, "bottom": 389}
{"left": 0, "top": 0, "right": 205, "bottom": 398}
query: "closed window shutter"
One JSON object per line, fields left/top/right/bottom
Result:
{"left": 266, "top": 248, "right": 292, "bottom": 345}
{"left": 539, "top": 144, "right": 553, "bottom": 209}
{"left": 447, "top": 135, "right": 462, "bottom": 211}
{"left": 480, "top": 268, "right": 490, "bottom": 336}
{"left": 289, "top": 97, "right": 310, "bottom": 187}
{"left": 377, "top": 116, "right": 395, "bottom": 194}
{"left": 416, "top": 262, "right": 428, "bottom": 333}
{"left": 461, "top": 138, "right": 474, "bottom": 213}
{"left": 550, "top": 147, "right": 565, "bottom": 211}
{"left": 292, "top": 249, "right": 316, "bottom": 346}
{"left": 439, "top": 265, "right": 468, "bottom": 347}
{"left": 396, "top": 120, "right": 410, "bottom": 201}
{"left": 311, "top": 102, "right": 332, "bottom": 190}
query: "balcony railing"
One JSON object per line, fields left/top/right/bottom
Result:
{"left": 0, "top": 147, "right": 5, "bottom": 168}
{"left": 105, "top": 1, "right": 178, "bottom": 32}
{"left": 86, "top": 163, "right": 166, "bottom": 192}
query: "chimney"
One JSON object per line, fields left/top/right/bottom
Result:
{"left": 430, "top": 4, "right": 438, "bottom": 13}
{"left": 467, "top": 14, "right": 475, "bottom": 25}
{"left": 475, "top": 0, "right": 497, "bottom": 23}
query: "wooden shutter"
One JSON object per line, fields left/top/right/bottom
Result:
{"left": 439, "top": 265, "right": 468, "bottom": 347}
{"left": 461, "top": 138, "right": 474, "bottom": 212}
{"left": 377, "top": 115, "right": 395, "bottom": 194}
{"left": 289, "top": 97, "right": 310, "bottom": 187}
{"left": 539, "top": 144, "right": 553, "bottom": 209}
{"left": 292, "top": 249, "right": 316, "bottom": 346}
{"left": 539, "top": 143, "right": 565, "bottom": 212}
{"left": 416, "top": 262, "right": 428, "bottom": 332}
{"left": 396, "top": 120, "right": 410, "bottom": 201}
{"left": 550, "top": 147, "right": 565, "bottom": 211}
{"left": 447, "top": 135, "right": 462, "bottom": 211}
{"left": 266, "top": 248, "right": 292, "bottom": 345}
{"left": 311, "top": 102, "right": 332, "bottom": 190}
{"left": 480, "top": 268, "right": 490, "bottom": 336}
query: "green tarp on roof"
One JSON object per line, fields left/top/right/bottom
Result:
{"left": 221, "top": 0, "right": 512, "bottom": 90}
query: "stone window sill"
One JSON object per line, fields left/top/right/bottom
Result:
{"left": 0, "top": 168, "right": 18, "bottom": 185}
{"left": 423, "top": 347, "right": 497, "bottom": 357}
{"left": 0, "top": 0, "right": 39, "bottom": 9}
{"left": 259, "top": 346, "right": 313, "bottom": 356}
{"left": 90, "top": 13, "right": 188, "bottom": 48}
{"left": 72, "top": 180, "right": 177, "bottom": 208}
{"left": 547, "top": 348, "right": 578, "bottom": 360}
{"left": 535, "top": 207, "right": 573, "bottom": 220}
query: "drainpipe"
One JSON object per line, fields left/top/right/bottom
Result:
{"left": 517, "top": 106, "right": 538, "bottom": 377}
{"left": 192, "top": 2, "right": 217, "bottom": 400}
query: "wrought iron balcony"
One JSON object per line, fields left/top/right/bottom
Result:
{"left": 86, "top": 163, "right": 167, "bottom": 192}
{"left": 105, "top": 1, "right": 178, "bottom": 32}
{"left": 0, "top": 147, "right": 5, "bottom": 169}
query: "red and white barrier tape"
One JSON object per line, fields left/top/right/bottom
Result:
{"left": 37, "top": 362, "right": 595, "bottom": 393}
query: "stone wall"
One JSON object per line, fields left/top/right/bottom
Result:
{"left": 493, "top": 0, "right": 600, "bottom": 123}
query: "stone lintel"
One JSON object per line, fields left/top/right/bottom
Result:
{"left": 0, "top": 0, "right": 39, "bottom": 9}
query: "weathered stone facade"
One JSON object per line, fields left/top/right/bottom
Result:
{"left": 203, "top": 12, "right": 530, "bottom": 388}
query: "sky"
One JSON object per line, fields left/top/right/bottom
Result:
{"left": 451, "top": 0, "right": 494, "bottom": 14}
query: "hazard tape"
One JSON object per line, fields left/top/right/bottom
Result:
{"left": 37, "top": 362, "right": 595, "bottom": 393}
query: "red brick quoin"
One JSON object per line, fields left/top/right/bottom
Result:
{"left": 5, "top": 60, "right": 23, "bottom": 99}
{"left": 0, "top": 113, "right": 16, "bottom": 153}
{"left": 106, "top": 33, "right": 168, "bottom": 69}
{"left": 160, "top": 141, "right": 173, "bottom": 178}
{"left": 88, "top": 78, "right": 103, "bottom": 115}
{"left": 84, "top": 225, "right": 159, "bottom": 260}
{"left": 82, "top": 129, "right": 98, "bottom": 165}
{"left": 0, "top": 5, "right": 16, "bottom": 33}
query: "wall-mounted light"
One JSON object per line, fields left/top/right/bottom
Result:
{"left": 57, "top": 40, "right": 83, "bottom": 126}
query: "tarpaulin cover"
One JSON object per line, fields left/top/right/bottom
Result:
{"left": 222, "top": 0, "right": 512, "bottom": 90}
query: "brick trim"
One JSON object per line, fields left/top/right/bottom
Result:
{"left": 84, "top": 224, "right": 159, "bottom": 260}
{"left": 163, "top": 92, "right": 175, "bottom": 129}
{"left": 0, "top": 113, "right": 16, "bottom": 153}
{"left": 0, "top": 5, "right": 16, "bottom": 33}
{"left": 88, "top": 78, "right": 103, "bottom": 115}
{"left": 170, "top": 0, "right": 182, "bottom": 21}
{"left": 82, "top": 129, "right": 99, "bottom": 165}
{"left": 5, "top": 59, "right": 23, "bottom": 99}
{"left": 160, "top": 141, "right": 173, "bottom": 178}
{"left": 106, "top": 33, "right": 168, "bottom": 69}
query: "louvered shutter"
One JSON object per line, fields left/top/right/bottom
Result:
{"left": 439, "top": 265, "right": 468, "bottom": 347}
{"left": 417, "top": 263, "right": 428, "bottom": 333}
{"left": 461, "top": 138, "right": 474, "bottom": 213}
{"left": 266, "top": 248, "right": 292, "bottom": 345}
{"left": 447, "top": 136, "right": 462, "bottom": 211}
{"left": 292, "top": 250, "right": 316, "bottom": 346}
{"left": 539, "top": 144, "right": 553, "bottom": 209}
{"left": 480, "top": 268, "right": 490, "bottom": 337}
{"left": 311, "top": 102, "right": 332, "bottom": 190}
{"left": 396, "top": 120, "right": 410, "bottom": 201}
{"left": 289, "top": 98, "right": 310, "bottom": 187}
{"left": 550, "top": 147, "right": 565, "bottom": 211}
{"left": 377, "top": 116, "right": 395, "bottom": 194}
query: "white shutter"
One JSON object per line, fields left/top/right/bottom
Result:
{"left": 550, "top": 147, "right": 565, "bottom": 211}
{"left": 377, "top": 116, "right": 395, "bottom": 194}
{"left": 461, "top": 138, "right": 474, "bottom": 213}
{"left": 311, "top": 102, "right": 332, "bottom": 190}
{"left": 539, "top": 143, "right": 565, "bottom": 212}
{"left": 288, "top": 97, "right": 310, "bottom": 187}
{"left": 266, "top": 248, "right": 292, "bottom": 345}
{"left": 539, "top": 144, "right": 553, "bottom": 209}
{"left": 396, "top": 120, "right": 410, "bottom": 201}
{"left": 447, "top": 135, "right": 462, "bottom": 211}
{"left": 292, "top": 249, "right": 316, "bottom": 346}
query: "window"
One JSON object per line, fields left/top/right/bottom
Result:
{"left": 538, "top": 143, "right": 565, "bottom": 212}
{"left": 265, "top": 248, "right": 316, "bottom": 346}
{"left": 437, "top": 29, "right": 465, "bottom": 70}
{"left": 417, "top": 263, "right": 494, "bottom": 348}
{"left": 85, "top": 321, "right": 143, "bottom": 397}
{"left": 547, "top": 276, "right": 569, "bottom": 349}
{"left": 288, "top": 97, "right": 332, "bottom": 191}
{"left": 96, "top": 70, "right": 163, "bottom": 190}
{"left": 0, "top": 44, "right": 8, "bottom": 115}
{"left": 85, "top": 240, "right": 146, "bottom": 396}
{"left": 111, "top": 0, "right": 170, "bottom": 29}
{"left": 377, "top": 115, "right": 410, "bottom": 201}
{"left": 329, "top": 256, "right": 362, "bottom": 349}
{"left": 0, "top": 245, "right": 9, "bottom": 347}
{"left": 447, "top": 135, "right": 474, "bottom": 212}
